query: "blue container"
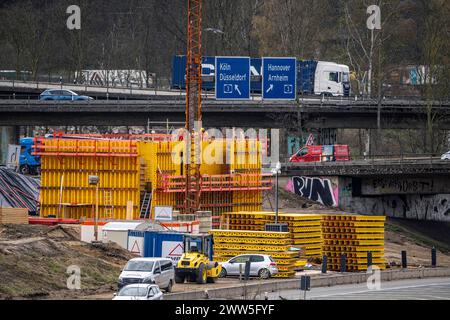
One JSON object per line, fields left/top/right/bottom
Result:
{"left": 128, "top": 230, "right": 186, "bottom": 261}
{"left": 172, "top": 55, "right": 263, "bottom": 93}
{"left": 143, "top": 232, "right": 185, "bottom": 258}
{"left": 171, "top": 55, "right": 216, "bottom": 91}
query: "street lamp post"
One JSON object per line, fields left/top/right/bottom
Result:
{"left": 89, "top": 175, "right": 100, "bottom": 241}
{"left": 272, "top": 162, "right": 282, "bottom": 224}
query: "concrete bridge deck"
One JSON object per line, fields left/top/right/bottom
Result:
{"left": 1, "top": 99, "right": 449, "bottom": 129}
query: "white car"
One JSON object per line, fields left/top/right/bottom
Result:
{"left": 113, "top": 284, "right": 163, "bottom": 300}
{"left": 219, "top": 254, "right": 278, "bottom": 279}
{"left": 118, "top": 258, "right": 175, "bottom": 292}
{"left": 441, "top": 151, "right": 450, "bottom": 160}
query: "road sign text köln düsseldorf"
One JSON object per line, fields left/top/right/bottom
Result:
{"left": 262, "top": 57, "right": 297, "bottom": 100}
{"left": 215, "top": 56, "right": 251, "bottom": 100}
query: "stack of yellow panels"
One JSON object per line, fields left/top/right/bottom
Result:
{"left": 210, "top": 229, "right": 306, "bottom": 278}
{"left": 221, "top": 212, "right": 323, "bottom": 258}
{"left": 322, "top": 215, "right": 386, "bottom": 271}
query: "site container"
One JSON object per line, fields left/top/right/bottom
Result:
{"left": 128, "top": 230, "right": 185, "bottom": 263}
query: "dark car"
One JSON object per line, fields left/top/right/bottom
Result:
{"left": 39, "top": 89, "right": 94, "bottom": 101}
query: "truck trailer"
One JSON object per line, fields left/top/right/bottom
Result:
{"left": 171, "top": 55, "right": 351, "bottom": 97}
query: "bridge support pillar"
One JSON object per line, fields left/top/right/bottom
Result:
{"left": 0, "top": 126, "right": 20, "bottom": 165}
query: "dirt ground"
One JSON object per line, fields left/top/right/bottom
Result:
{"left": 1, "top": 188, "right": 450, "bottom": 300}
{"left": 0, "top": 224, "right": 136, "bottom": 300}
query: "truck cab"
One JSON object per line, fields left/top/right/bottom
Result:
{"left": 314, "top": 62, "right": 351, "bottom": 97}
{"left": 290, "top": 145, "right": 350, "bottom": 163}
{"left": 19, "top": 138, "right": 40, "bottom": 175}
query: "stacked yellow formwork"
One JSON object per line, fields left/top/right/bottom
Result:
{"left": 322, "top": 215, "right": 386, "bottom": 271}
{"left": 38, "top": 136, "right": 269, "bottom": 221}
{"left": 210, "top": 230, "right": 307, "bottom": 278}
{"left": 221, "top": 212, "right": 323, "bottom": 258}
{"left": 150, "top": 139, "right": 269, "bottom": 217}
{"left": 37, "top": 138, "right": 140, "bottom": 220}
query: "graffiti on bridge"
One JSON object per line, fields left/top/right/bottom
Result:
{"left": 287, "top": 176, "right": 338, "bottom": 207}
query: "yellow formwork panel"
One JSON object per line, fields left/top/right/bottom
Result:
{"left": 213, "top": 250, "right": 299, "bottom": 259}
{"left": 214, "top": 243, "right": 292, "bottom": 252}
{"left": 293, "top": 239, "right": 323, "bottom": 245}
{"left": 324, "top": 251, "right": 385, "bottom": 258}
{"left": 273, "top": 272, "right": 296, "bottom": 278}
{"left": 214, "top": 237, "right": 293, "bottom": 245}
{"left": 304, "top": 250, "right": 323, "bottom": 257}
{"left": 323, "top": 245, "right": 385, "bottom": 253}
{"left": 322, "top": 227, "right": 385, "bottom": 234}
{"left": 322, "top": 214, "right": 386, "bottom": 222}
{"left": 209, "top": 230, "right": 290, "bottom": 239}
{"left": 322, "top": 221, "right": 385, "bottom": 228}
{"left": 39, "top": 139, "right": 141, "bottom": 220}
{"left": 292, "top": 231, "right": 323, "bottom": 238}
{"left": 200, "top": 141, "right": 228, "bottom": 175}
{"left": 323, "top": 233, "right": 385, "bottom": 240}
{"left": 324, "top": 240, "right": 385, "bottom": 246}
{"left": 277, "top": 265, "right": 297, "bottom": 272}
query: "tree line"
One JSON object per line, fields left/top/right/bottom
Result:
{"left": 0, "top": 0, "right": 448, "bottom": 96}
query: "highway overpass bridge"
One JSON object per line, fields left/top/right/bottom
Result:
{"left": 1, "top": 99, "right": 449, "bottom": 129}
{"left": 279, "top": 158, "right": 450, "bottom": 222}
{"left": 281, "top": 158, "right": 450, "bottom": 177}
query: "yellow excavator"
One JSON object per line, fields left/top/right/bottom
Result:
{"left": 175, "top": 234, "right": 222, "bottom": 284}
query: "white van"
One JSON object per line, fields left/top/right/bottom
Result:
{"left": 314, "top": 61, "right": 351, "bottom": 97}
{"left": 118, "top": 258, "right": 175, "bottom": 293}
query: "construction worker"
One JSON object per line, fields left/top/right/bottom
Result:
{"left": 201, "top": 128, "right": 209, "bottom": 141}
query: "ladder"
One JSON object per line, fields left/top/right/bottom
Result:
{"left": 104, "top": 190, "right": 114, "bottom": 219}
{"left": 140, "top": 191, "right": 152, "bottom": 219}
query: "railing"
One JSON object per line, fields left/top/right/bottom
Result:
{"left": 1, "top": 79, "right": 449, "bottom": 103}
{"left": 33, "top": 138, "right": 139, "bottom": 157}
{"left": 157, "top": 173, "right": 273, "bottom": 193}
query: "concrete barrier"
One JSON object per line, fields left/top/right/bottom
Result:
{"left": 165, "top": 268, "right": 450, "bottom": 300}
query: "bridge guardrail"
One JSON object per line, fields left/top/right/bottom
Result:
{"left": 279, "top": 154, "right": 448, "bottom": 170}
{"left": 1, "top": 79, "right": 449, "bottom": 104}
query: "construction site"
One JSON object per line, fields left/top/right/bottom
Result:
{"left": 1, "top": 0, "right": 450, "bottom": 304}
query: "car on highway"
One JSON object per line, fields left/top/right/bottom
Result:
{"left": 39, "top": 89, "right": 94, "bottom": 101}
{"left": 219, "top": 254, "right": 278, "bottom": 279}
{"left": 442, "top": 151, "right": 450, "bottom": 160}
{"left": 118, "top": 257, "right": 175, "bottom": 292}
{"left": 113, "top": 284, "right": 163, "bottom": 300}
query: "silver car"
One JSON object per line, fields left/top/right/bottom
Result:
{"left": 113, "top": 284, "right": 163, "bottom": 300}
{"left": 441, "top": 151, "right": 450, "bottom": 160}
{"left": 219, "top": 254, "right": 278, "bottom": 279}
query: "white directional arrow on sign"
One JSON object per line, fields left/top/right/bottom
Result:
{"left": 234, "top": 85, "right": 242, "bottom": 96}
{"left": 266, "top": 84, "right": 274, "bottom": 93}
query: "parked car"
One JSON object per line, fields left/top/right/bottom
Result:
{"left": 441, "top": 151, "right": 450, "bottom": 160}
{"left": 219, "top": 254, "right": 278, "bottom": 279}
{"left": 39, "top": 89, "right": 93, "bottom": 101}
{"left": 113, "top": 284, "right": 163, "bottom": 300}
{"left": 118, "top": 258, "right": 175, "bottom": 292}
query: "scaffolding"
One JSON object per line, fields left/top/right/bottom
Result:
{"left": 35, "top": 134, "right": 271, "bottom": 221}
